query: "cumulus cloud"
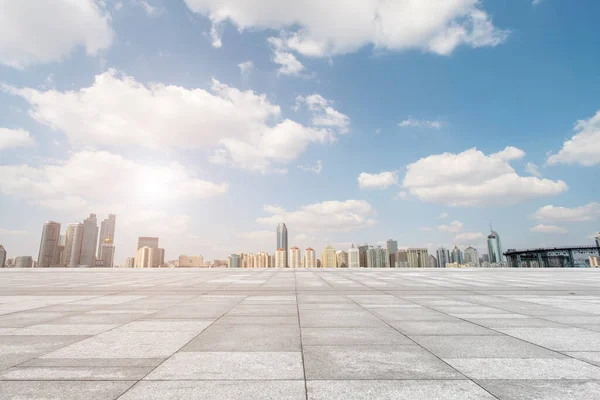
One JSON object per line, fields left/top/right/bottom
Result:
{"left": 525, "top": 162, "right": 542, "bottom": 177}
{"left": 394, "top": 191, "right": 409, "bottom": 200}
{"left": 3, "top": 69, "right": 342, "bottom": 173}
{"left": 184, "top": 0, "right": 508, "bottom": 57}
{"left": 0, "top": 0, "right": 114, "bottom": 68}
{"left": 534, "top": 202, "right": 600, "bottom": 222}
{"left": 399, "top": 119, "right": 442, "bottom": 129}
{"left": 238, "top": 60, "right": 254, "bottom": 75}
{"left": 403, "top": 147, "right": 567, "bottom": 206}
{"left": 0, "top": 128, "right": 35, "bottom": 150}
{"left": 438, "top": 212, "right": 449, "bottom": 219}
{"left": 530, "top": 224, "right": 568, "bottom": 234}
{"left": 296, "top": 94, "right": 350, "bottom": 134}
{"left": 256, "top": 200, "right": 376, "bottom": 232}
{"left": 438, "top": 220, "right": 463, "bottom": 234}
{"left": 547, "top": 110, "right": 600, "bottom": 166}
{"left": 297, "top": 160, "right": 323, "bottom": 174}
{"left": 358, "top": 171, "right": 398, "bottom": 190}
{"left": 269, "top": 37, "right": 306, "bottom": 76}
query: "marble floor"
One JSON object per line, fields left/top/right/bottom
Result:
{"left": 1, "top": 268, "right": 600, "bottom": 399}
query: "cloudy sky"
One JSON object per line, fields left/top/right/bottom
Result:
{"left": 1, "top": 0, "right": 599, "bottom": 263}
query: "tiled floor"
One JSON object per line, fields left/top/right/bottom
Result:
{"left": 1, "top": 268, "right": 600, "bottom": 399}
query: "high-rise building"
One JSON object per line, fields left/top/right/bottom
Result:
{"left": 275, "top": 248, "right": 287, "bottom": 268}
{"left": 37, "top": 221, "right": 61, "bottom": 267}
{"left": 178, "top": 255, "right": 204, "bottom": 267}
{"left": 358, "top": 245, "right": 368, "bottom": 268}
{"left": 407, "top": 248, "right": 428, "bottom": 268}
{"left": 0, "top": 245, "right": 6, "bottom": 268}
{"left": 366, "top": 246, "right": 386, "bottom": 268}
{"left": 304, "top": 248, "right": 316, "bottom": 268}
{"left": 348, "top": 244, "right": 360, "bottom": 268}
{"left": 451, "top": 246, "right": 463, "bottom": 264}
{"left": 337, "top": 250, "right": 348, "bottom": 268}
{"left": 276, "top": 223, "right": 288, "bottom": 267}
{"left": 100, "top": 234, "right": 115, "bottom": 268}
{"left": 437, "top": 247, "right": 450, "bottom": 268}
{"left": 321, "top": 245, "right": 337, "bottom": 268}
{"left": 97, "top": 214, "right": 116, "bottom": 258}
{"left": 135, "top": 247, "right": 152, "bottom": 268}
{"left": 290, "top": 247, "right": 301, "bottom": 268}
{"left": 464, "top": 246, "right": 479, "bottom": 267}
{"left": 64, "top": 222, "right": 84, "bottom": 267}
{"left": 15, "top": 256, "right": 33, "bottom": 268}
{"left": 396, "top": 250, "right": 409, "bottom": 267}
{"left": 487, "top": 229, "right": 503, "bottom": 264}
{"left": 80, "top": 214, "right": 98, "bottom": 266}
{"left": 429, "top": 254, "right": 438, "bottom": 268}
{"left": 137, "top": 237, "right": 159, "bottom": 251}
{"left": 386, "top": 239, "right": 398, "bottom": 268}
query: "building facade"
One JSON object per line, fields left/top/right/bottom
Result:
{"left": 290, "top": 247, "right": 301, "bottom": 268}
{"left": 487, "top": 230, "right": 503, "bottom": 264}
{"left": 463, "top": 246, "right": 480, "bottom": 267}
{"left": 437, "top": 247, "right": 450, "bottom": 268}
{"left": 348, "top": 245, "right": 360, "bottom": 268}
{"left": 100, "top": 235, "right": 115, "bottom": 268}
{"left": 38, "top": 221, "right": 61, "bottom": 267}
{"left": 229, "top": 254, "right": 240, "bottom": 268}
{"left": 64, "top": 222, "right": 84, "bottom": 267}
{"left": 396, "top": 250, "right": 409, "bottom": 267}
{"left": 321, "top": 245, "right": 337, "bottom": 268}
{"left": 337, "top": 250, "right": 348, "bottom": 268}
{"left": 358, "top": 245, "right": 368, "bottom": 268}
{"left": 304, "top": 248, "right": 316, "bottom": 268}
{"left": 276, "top": 223, "right": 288, "bottom": 268}
{"left": 386, "top": 239, "right": 398, "bottom": 269}
{"left": 505, "top": 246, "right": 600, "bottom": 268}
{"left": 451, "top": 246, "right": 463, "bottom": 264}
{"left": 0, "top": 245, "right": 6, "bottom": 268}
{"left": 15, "top": 256, "right": 33, "bottom": 268}
{"left": 429, "top": 254, "right": 438, "bottom": 268}
{"left": 97, "top": 214, "right": 116, "bottom": 258}
{"left": 80, "top": 213, "right": 98, "bottom": 266}
{"left": 275, "top": 248, "right": 287, "bottom": 268}
{"left": 366, "top": 246, "right": 386, "bottom": 268}
{"left": 178, "top": 255, "right": 204, "bottom": 267}
{"left": 407, "top": 248, "right": 428, "bottom": 268}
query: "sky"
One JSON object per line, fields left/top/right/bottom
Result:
{"left": 1, "top": 0, "right": 599, "bottom": 264}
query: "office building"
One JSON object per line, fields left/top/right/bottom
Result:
{"left": 275, "top": 248, "right": 287, "bottom": 268}
{"left": 487, "top": 229, "right": 503, "bottom": 263}
{"left": 0, "top": 245, "right": 6, "bottom": 268}
{"left": 276, "top": 223, "right": 288, "bottom": 267}
{"left": 595, "top": 233, "right": 600, "bottom": 249}
{"left": 396, "top": 250, "right": 409, "bottom": 267}
{"left": 64, "top": 222, "right": 84, "bottom": 267}
{"left": 137, "top": 237, "right": 159, "bottom": 251}
{"left": 366, "top": 246, "right": 386, "bottom": 268}
{"left": 289, "top": 247, "right": 301, "bottom": 268}
{"left": 37, "top": 221, "right": 61, "bottom": 267}
{"left": 337, "top": 250, "right": 348, "bottom": 268}
{"left": 135, "top": 247, "right": 152, "bottom": 268}
{"left": 358, "top": 245, "right": 368, "bottom": 268}
{"left": 407, "top": 248, "right": 428, "bottom": 268}
{"left": 99, "top": 234, "right": 115, "bottom": 268}
{"left": 451, "top": 246, "right": 463, "bottom": 264}
{"left": 590, "top": 256, "right": 599, "bottom": 268}
{"left": 97, "top": 214, "right": 116, "bottom": 258}
{"left": 429, "top": 254, "right": 438, "bottom": 268}
{"left": 348, "top": 244, "right": 360, "bottom": 268}
{"left": 179, "top": 255, "right": 204, "bottom": 268}
{"left": 321, "top": 245, "right": 337, "bottom": 268}
{"left": 304, "top": 248, "right": 316, "bottom": 268}
{"left": 79, "top": 213, "right": 99, "bottom": 266}
{"left": 437, "top": 247, "right": 451, "bottom": 268}
{"left": 15, "top": 256, "right": 33, "bottom": 268}
{"left": 386, "top": 239, "right": 398, "bottom": 269}
{"left": 229, "top": 254, "right": 241, "bottom": 268}
{"left": 464, "top": 246, "right": 480, "bottom": 267}
{"left": 125, "top": 257, "right": 135, "bottom": 268}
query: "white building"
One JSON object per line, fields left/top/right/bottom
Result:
{"left": 290, "top": 247, "right": 301, "bottom": 268}
{"left": 135, "top": 246, "right": 152, "bottom": 268}
{"left": 348, "top": 244, "right": 360, "bottom": 268}
{"left": 304, "top": 248, "right": 316, "bottom": 268}
{"left": 407, "top": 248, "right": 428, "bottom": 268}
{"left": 275, "top": 248, "right": 287, "bottom": 268}
{"left": 80, "top": 213, "right": 99, "bottom": 266}
{"left": 321, "top": 245, "right": 337, "bottom": 268}
{"left": 64, "top": 223, "right": 84, "bottom": 267}
{"left": 97, "top": 214, "right": 116, "bottom": 258}
{"left": 37, "top": 221, "right": 61, "bottom": 267}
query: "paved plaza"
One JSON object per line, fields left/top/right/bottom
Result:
{"left": 2, "top": 268, "right": 600, "bottom": 399}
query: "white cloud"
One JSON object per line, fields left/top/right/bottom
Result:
{"left": 394, "top": 191, "right": 408, "bottom": 200}
{"left": 3, "top": 69, "right": 339, "bottom": 173}
{"left": 256, "top": 200, "right": 376, "bottom": 232}
{"left": 547, "top": 110, "right": 600, "bottom": 166}
{"left": 238, "top": 60, "right": 254, "bottom": 75}
{"left": 438, "top": 220, "right": 463, "bottom": 234}
{"left": 0, "top": 151, "right": 227, "bottom": 235}
{"left": 525, "top": 162, "right": 542, "bottom": 177}
{"left": 454, "top": 232, "right": 486, "bottom": 244}
{"left": 296, "top": 94, "right": 350, "bottom": 134}
{"left": 438, "top": 212, "right": 449, "bottom": 219}
{"left": 298, "top": 160, "right": 323, "bottom": 175}
{"left": 269, "top": 37, "right": 306, "bottom": 76}
{"left": 0, "top": 0, "right": 114, "bottom": 68}
{"left": 403, "top": 147, "right": 567, "bottom": 206}
{"left": 399, "top": 119, "right": 442, "bottom": 129}
{"left": 0, "top": 128, "right": 35, "bottom": 150}
{"left": 358, "top": 171, "right": 398, "bottom": 190}
{"left": 530, "top": 224, "right": 568, "bottom": 234}
{"left": 184, "top": 0, "right": 508, "bottom": 57}
{"left": 534, "top": 203, "right": 600, "bottom": 222}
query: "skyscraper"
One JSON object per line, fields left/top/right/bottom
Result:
{"left": 275, "top": 248, "right": 287, "bottom": 268}
{"left": 229, "top": 254, "right": 241, "bottom": 268}
{"left": 80, "top": 213, "right": 98, "bottom": 266}
{"left": 407, "top": 248, "right": 428, "bottom": 268}
{"left": 386, "top": 239, "right": 398, "bottom": 269}
{"left": 337, "top": 250, "right": 348, "bottom": 268}
{"left": 100, "top": 234, "right": 115, "bottom": 268}
{"left": 137, "top": 237, "right": 159, "bottom": 250}
{"left": 64, "top": 222, "right": 84, "bottom": 267}
{"left": 348, "top": 244, "right": 360, "bottom": 268}
{"left": 366, "top": 246, "right": 386, "bottom": 268}
{"left": 429, "top": 254, "right": 438, "bottom": 268}
{"left": 97, "top": 214, "right": 116, "bottom": 258}
{"left": 37, "top": 221, "right": 61, "bottom": 267}
{"left": 396, "top": 250, "right": 409, "bottom": 267}
{"left": 276, "top": 223, "right": 288, "bottom": 267}
{"left": 358, "top": 245, "right": 368, "bottom": 267}
{"left": 487, "top": 229, "right": 503, "bottom": 264}
{"left": 437, "top": 247, "right": 450, "bottom": 268}
{"left": 0, "top": 245, "right": 6, "bottom": 268}
{"left": 321, "top": 245, "right": 337, "bottom": 268}
{"left": 304, "top": 248, "right": 316, "bottom": 268}
{"left": 290, "top": 247, "right": 301, "bottom": 268}
{"left": 134, "top": 237, "right": 163, "bottom": 268}
{"left": 464, "top": 246, "right": 479, "bottom": 267}
{"left": 451, "top": 246, "right": 463, "bottom": 264}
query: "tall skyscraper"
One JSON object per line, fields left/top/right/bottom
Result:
{"left": 80, "top": 213, "right": 98, "bottom": 266}
{"left": 407, "top": 248, "right": 428, "bottom": 268}
{"left": 386, "top": 239, "right": 398, "bottom": 268}
{"left": 53, "top": 234, "right": 65, "bottom": 266}
{"left": 348, "top": 244, "right": 360, "bottom": 268}
{"left": 366, "top": 246, "right": 386, "bottom": 268}
{"left": 137, "top": 237, "right": 159, "bottom": 250}
{"left": 451, "top": 246, "right": 463, "bottom": 264}
{"left": 487, "top": 228, "right": 503, "bottom": 263}
{"left": 64, "top": 222, "right": 84, "bottom": 267}
{"left": 290, "top": 247, "right": 301, "bottom": 268}
{"left": 276, "top": 223, "right": 288, "bottom": 267}
{"left": 37, "top": 221, "right": 61, "bottom": 267}
{"left": 337, "top": 250, "right": 348, "bottom": 268}
{"left": 134, "top": 237, "right": 163, "bottom": 268}
{"left": 100, "top": 234, "right": 115, "bottom": 268}
{"left": 97, "top": 214, "right": 116, "bottom": 258}
{"left": 0, "top": 245, "right": 6, "bottom": 268}
{"left": 321, "top": 245, "right": 337, "bottom": 268}
{"left": 304, "top": 248, "right": 316, "bottom": 268}
{"left": 275, "top": 248, "right": 287, "bottom": 268}
{"left": 464, "top": 246, "right": 479, "bottom": 267}
{"left": 437, "top": 247, "right": 450, "bottom": 268}
{"left": 229, "top": 254, "right": 241, "bottom": 268}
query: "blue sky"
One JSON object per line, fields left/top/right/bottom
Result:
{"left": 1, "top": 0, "right": 599, "bottom": 263}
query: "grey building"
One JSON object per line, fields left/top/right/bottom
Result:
{"left": 97, "top": 214, "right": 116, "bottom": 258}
{"left": 464, "top": 246, "right": 479, "bottom": 267}
{"left": 386, "top": 239, "right": 398, "bottom": 268}
{"left": 437, "top": 247, "right": 450, "bottom": 268}
{"left": 276, "top": 223, "right": 288, "bottom": 267}
{"left": 38, "top": 221, "right": 61, "bottom": 267}
{"left": 80, "top": 214, "right": 99, "bottom": 266}
{"left": 64, "top": 222, "right": 84, "bottom": 267}
{"left": 487, "top": 229, "right": 503, "bottom": 263}
{"left": 451, "top": 245, "right": 463, "bottom": 264}
{"left": 230, "top": 254, "right": 241, "bottom": 268}
{"left": 0, "top": 245, "right": 6, "bottom": 268}
{"left": 15, "top": 256, "right": 33, "bottom": 268}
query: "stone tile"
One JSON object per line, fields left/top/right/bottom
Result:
{"left": 149, "top": 307, "right": 232, "bottom": 319}
{"left": 303, "top": 345, "right": 462, "bottom": 380}
{"left": 21, "top": 358, "right": 164, "bottom": 367}
{"left": 301, "top": 327, "right": 412, "bottom": 346}
{"left": 117, "top": 319, "right": 213, "bottom": 332}
{"left": 371, "top": 308, "right": 458, "bottom": 321}
{"left": 300, "top": 310, "right": 386, "bottom": 327}
{"left": 498, "top": 327, "right": 600, "bottom": 351}
{"left": 0, "top": 381, "right": 135, "bottom": 400}
{"left": 215, "top": 315, "right": 299, "bottom": 325}
{"left": 183, "top": 324, "right": 300, "bottom": 351}
{"left": 228, "top": 304, "right": 298, "bottom": 316}
{"left": 119, "top": 380, "right": 306, "bottom": 400}
{"left": 0, "top": 324, "right": 117, "bottom": 336}
{"left": 0, "top": 335, "right": 87, "bottom": 370}
{"left": 564, "top": 352, "right": 600, "bottom": 366}
{"left": 445, "top": 358, "right": 600, "bottom": 379}
{"left": 389, "top": 320, "right": 499, "bottom": 335}
{"left": 145, "top": 352, "right": 304, "bottom": 380}
{"left": 307, "top": 380, "right": 496, "bottom": 400}
{"left": 0, "top": 366, "right": 153, "bottom": 380}
{"left": 0, "top": 312, "right": 68, "bottom": 328}
{"left": 458, "top": 317, "right": 564, "bottom": 328}
{"left": 411, "top": 335, "right": 563, "bottom": 358}
{"left": 478, "top": 380, "right": 600, "bottom": 400}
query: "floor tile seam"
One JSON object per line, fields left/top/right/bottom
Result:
{"left": 293, "top": 269, "right": 310, "bottom": 400}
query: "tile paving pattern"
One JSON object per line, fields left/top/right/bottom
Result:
{"left": 1, "top": 268, "right": 600, "bottom": 399}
